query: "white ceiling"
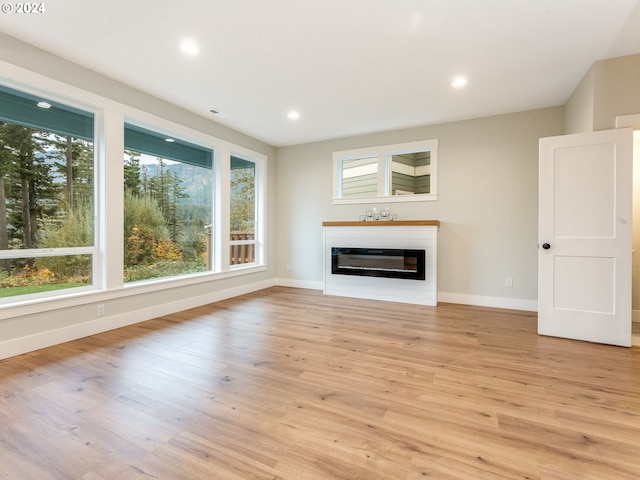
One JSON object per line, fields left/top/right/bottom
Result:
{"left": 1, "top": 0, "right": 640, "bottom": 147}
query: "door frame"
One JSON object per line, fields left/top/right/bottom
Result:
{"left": 615, "top": 114, "right": 640, "bottom": 129}
{"left": 616, "top": 114, "right": 640, "bottom": 328}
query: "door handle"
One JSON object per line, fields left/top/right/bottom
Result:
{"left": 542, "top": 243, "right": 551, "bottom": 250}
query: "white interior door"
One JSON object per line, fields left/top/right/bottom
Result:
{"left": 538, "top": 128, "right": 633, "bottom": 346}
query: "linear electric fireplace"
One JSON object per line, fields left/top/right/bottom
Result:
{"left": 331, "top": 247, "right": 426, "bottom": 280}
{"left": 324, "top": 221, "right": 438, "bottom": 305}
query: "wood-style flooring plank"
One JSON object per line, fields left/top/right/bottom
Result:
{"left": 1, "top": 286, "right": 640, "bottom": 479}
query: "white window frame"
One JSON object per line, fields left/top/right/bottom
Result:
{"left": 333, "top": 139, "right": 438, "bottom": 204}
{"left": 0, "top": 84, "right": 102, "bottom": 305}
{"left": 228, "top": 149, "right": 267, "bottom": 270}
{"left": 121, "top": 120, "right": 216, "bottom": 284}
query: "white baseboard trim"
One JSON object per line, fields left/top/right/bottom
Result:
{"left": 0, "top": 278, "right": 276, "bottom": 361}
{"left": 275, "top": 281, "right": 538, "bottom": 312}
{"left": 438, "top": 292, "right": 538, "bottom": 312}
{"left": 275, "top": 278, "right": 323, "bottom": 291}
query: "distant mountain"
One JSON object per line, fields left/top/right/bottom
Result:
{"left": 141, "top": 162, "right": 212, "bottom": 205}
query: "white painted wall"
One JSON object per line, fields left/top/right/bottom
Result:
{"left": 276, "top": 108, "right": 564, "bottom": 310}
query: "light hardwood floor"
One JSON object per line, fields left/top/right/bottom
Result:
{"left": 1, "top": 286, "right": 640, "bottom": 479}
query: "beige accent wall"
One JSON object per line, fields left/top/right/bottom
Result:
{"left": 593, "top": 54, "right": 640, "bottom": 131}
{"left": 276, "top": 108, "right": 564, "bottom": 308}
{"left": 565, "top": 53, "right": 640, "bottom": 134}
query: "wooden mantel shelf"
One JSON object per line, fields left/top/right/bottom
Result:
{"left": 322, "top": 220, "right": 439, "bottom": 227}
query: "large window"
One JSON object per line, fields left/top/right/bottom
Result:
{"left": 0, "top": 79, "right": 266, "bottom": 310}
{"left": 230, "top": 156, "right": 256, "bottom": 266}
{"left": 123, "top": 124, "right": 213, "bottom": 283}
{"left": 0, "top": 86, "right": 95, "bottom": 300}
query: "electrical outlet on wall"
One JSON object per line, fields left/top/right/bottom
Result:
{"left": 505, "top": 277, "right": 513, "bottom": 287}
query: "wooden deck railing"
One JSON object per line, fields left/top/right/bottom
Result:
{"left": 230, "top": 232, "right": 255, "bottom": 265}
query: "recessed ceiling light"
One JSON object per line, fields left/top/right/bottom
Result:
{"left": 164, "top": 138, "right": 175, "bottom": 143}
{"left": 179, "top": 38, "right": 200, "bottom": 56}
{"left": 451, "top": 76, "right": 468, "bottom": 89}
{"left": 287, "top": 110, "right": 300, "bottom": 120}
{"left": 37, "top": 101, "right": 51, "bottom": 109}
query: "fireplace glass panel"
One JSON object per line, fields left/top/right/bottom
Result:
{"left": 331, "top": 247, "right": 425, "bottom": 280}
